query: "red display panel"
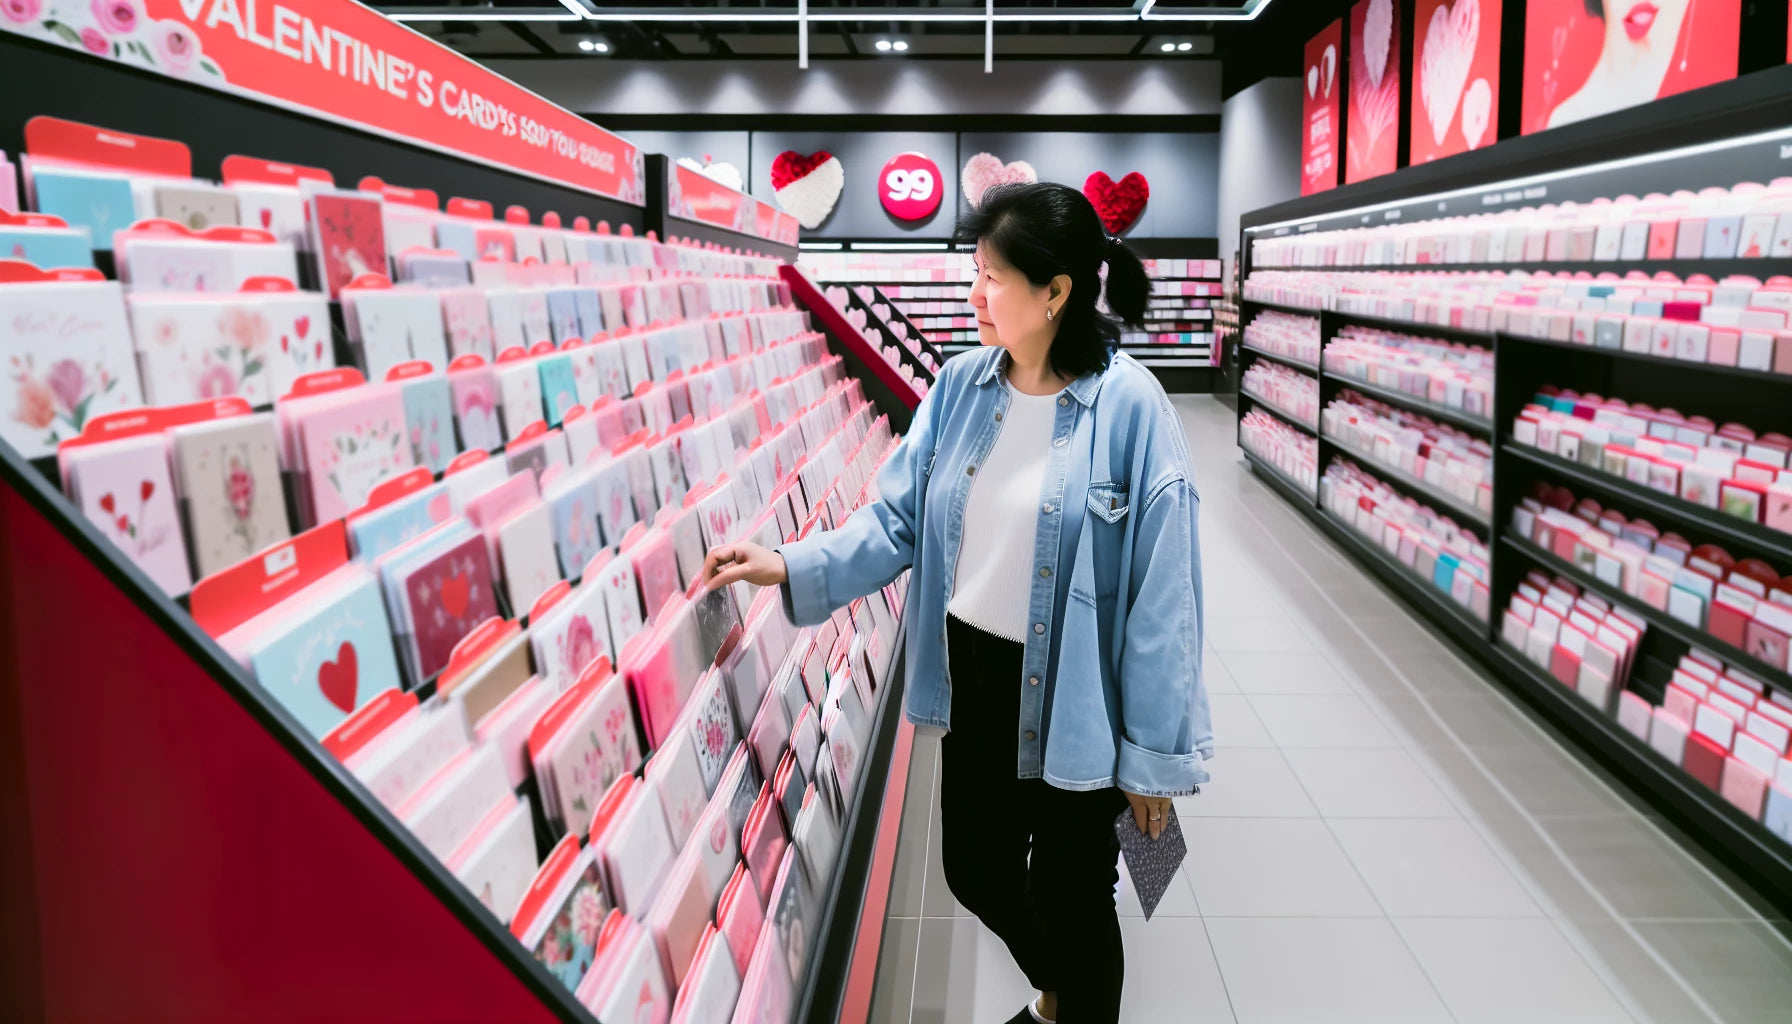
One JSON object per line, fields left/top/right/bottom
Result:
{"left": 1301, "top": 19, "right": 1344, "bottom": 196}
{"left": 1411, "top": 0, "right": 1503, "bottom": 164}
{"left": 1522, "top": 0, "right": 1742, "bottom": 135}
{"left": 1347, "top": 0, "right": 1402, "bottom": 184}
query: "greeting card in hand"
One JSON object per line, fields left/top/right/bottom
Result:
{"left": 224, "top": 566, "right": 404, "bottom": 738}
{"left": 31, "top": 168, "right": 142, "bottom": 251}
{"left": 226, "top": 183, "right": 309, "bottom": 252}
{"left": 450, "top": 365, "right": 504, "bottom": 454}
{"left": 538, "top": 355, "right": 580, "bottom": 426}
{"left": 168, "top": 413, "right": 290, "bottom": 579}
{"left": 440, "top": 288, "right": 495, "bottom": 362}
{"left": 294, "top": 386, "right": 414, "bottom": 524}
{"left": 345, "top": 288, "right": 452, "bottom": 379}
{"left": 307, "top": 188, "right": 388, "bottom": 297}
{"left": 0, "top": 278, "right": 143, "bottom": 457}
{"left": 61, "top": 434, "right": 191, "bottom": 596}
{"left": 400, "top": 376, "right": 459, "bottom": 473}
{"left": 154, "top": 184, "right": 239, "bottom": 232}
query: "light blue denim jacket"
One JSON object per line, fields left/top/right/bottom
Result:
{"left": 777, "top": 346, "right": 1212, "bottom": 797}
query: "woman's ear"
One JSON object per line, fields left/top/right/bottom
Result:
{"left": 1048, "top": 274, "right": 1073, "bottom": 308}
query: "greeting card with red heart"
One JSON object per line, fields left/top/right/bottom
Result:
{"left": 318, "top": 641, "right": 359, "bottom": 713}
{"left": 1083, "top": 171, "right": 1150, "bottom": 235}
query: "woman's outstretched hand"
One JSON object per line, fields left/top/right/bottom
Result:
{"left": 702, "top": 542, "right": 789, "bottom": 592}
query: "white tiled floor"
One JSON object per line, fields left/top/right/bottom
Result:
{"left": 868, "top": 395, "right": 1792, "bottom": 1024}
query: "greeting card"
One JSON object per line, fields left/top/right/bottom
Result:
{"left": 591, "top": 550, "right": 646, "bottom": 659}
{"left": 672, "top": 928, "right": 739, "bottom": 1024}
{"left": 441, "top": 288, "right": 495, "bottom": 363}
{"left": 307, "top": 189, "right": 387, "bottom": 298}
{"left": 1, "top": 279, "right": 144, "bottom": 457}
{"left": 396, "top": 741, "right": 512, "bottom": 860}
{"left": 154, "top": 184, "right": 239, "bottom": 232}
{"left": 117, "top": 237, "right": 299, "bottom": 294}
{"left": 343, "top": 701, "right": 470, "bottom": 810}
{"left": 225, "top": 567, "right": 404, "bottom": 738}
{"left": 294, "top": 386, "right": 414, "bottom": 524}
{"left": 687, "top": 670, "right": 740, "bottom": 798}
{"left": 529, "top": 851, "right": 612, "bottom": 992}
{"left": 601, "top": 778, "right": 677, "bottom": 915}
{"left": 31, "top": 168, "right": 142, "bottom": 252}
{"left": 538, "top": 355, "right": 580, "bottom": 426}
{"left": 448, "top": 632, "right": 535, "bottom": 729}
{"left": 345, "top": 288, "right": 452, "bottom": 379}
{"left": 769, "top": 849, "right": 812, "bottom": 986}
{"left": 585, "top": 924, "right": 671, "bottom": 1024}
{"left": 546, "top": 472, "right": 605, "bottom": 580}
{"left": 539, "top": 671, "right": 644, "bottom": 833}
{"left": 547, "top": 289, "right": 582, "bottom": 346}
{"left": 573, "top": 290, "right": 605, "bottom": 339}
{"left": 447, "top": 798, "right": 536, "bottom": 925}
{"left": 449, "top": 365, "right": 504, "bottom": 453}
{"left": 400, "top": 376, "right": 459, "bottom": 474}
{"left": 0, "top": 225, "right": 94, "bottom": 268}
{"left": 225, "top": 183, "right": 309, "bottom": 252}
{"left": 531, "top": 582, "right": 612, "bottom": 693}
{"left": 496, "top": 361, "right": 545, "bottom": 440}
{"left": 394, "top": 530, "right": 501, "bottom": 684}
{"left": 587, "top": 456, "right": 639, "bottom": 548}
{"left": 590, "top": 342, "right": 630, "bottom": 402}
{"left": 717, "top": 864, "right": 763, "bottom": 981}
{"left": 61, "top": 434, "right": 191, "bottom": 596}
{"left": 648, "top": 436, "right": 689, "bottom": 511}
{"left": 128, "top": 291, "right": 332, "bottom": 407}
{"left": 383, "top": 208, "right": 438, "bottom": 259}
{"left": 168, "top": 413, "right": 290, "bottom": 579}
{"left": 497, "top": 502, "right": 562, "bottom": 614}
{"left": 397, "top": 251, "right": 471, "bottom": 288}
{"left": 631, "top": 527, "right": 683, "bottom": 627}
{"left": 645, "top": 851, "right": 713, "bottom": 990}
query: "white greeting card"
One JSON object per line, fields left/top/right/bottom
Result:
{"left": 0, "top": 279, "right": 144, "bottom": 458}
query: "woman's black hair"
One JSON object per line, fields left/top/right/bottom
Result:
{"left": 1585, "top": 0, "right": 1602, "bottom": 16}
{"left": 954, "top": 181, "right": 1150, "bottom": 380}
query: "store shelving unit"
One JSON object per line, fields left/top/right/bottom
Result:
{"left": 1234, "top": 66, "right": 1792, "bottom": 911}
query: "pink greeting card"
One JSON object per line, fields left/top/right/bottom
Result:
{"left": 344, "top": 288, "right": 452, "bottom": 379}
{"left": 440, "top": 288, "right": 495, "bottom": 363}
{"left": 1, "top": 279, "right": 144, "bottom": 458}
{"left": 599, "top": 779, "right": 677, "bottom": 916}
{"left": 294, "top": 386, "right": 414, "bottom": 524}
{"left": 61, "top": 433, "right": 191, "bottom": 596}
{"left": 128, "top": 291, "right": 332, "bottom": 407}
{"left": 447, "top": 796, "right": 536, "bottom": 925}
{"left": 536, "top": 668, "right": 643, "bottom": 833}
{"left": 717, "top": 864, "right": 763, "bottom": 980}
{"left": 670, "top": 927, "right": 739, "bottom": 1024}
{"left": 168, "top": 413, "right": 290, "bottom": 580}
{"left": 344, "top": 701, "right": 471, "bottom": 811}
{"left": 397, "top": 742, "right": 513, "bottom": 861}
{"left": 449, "top": 365, "right": 504, "bottom": 454}
{"left": 648, "top": 718, "right": 709, "bottom": 850}
{"left": 630, "top": 526, "right": 683, "bottom": 628}
{"left": 307, "top": 189, "right": 388, "bottom": 298}
{"left": 592, "top": 549, "right": 646, "bottom": 659}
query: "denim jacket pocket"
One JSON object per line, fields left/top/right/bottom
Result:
{"left": 1086, "top": 482, "right": 1130, "bottom": 524}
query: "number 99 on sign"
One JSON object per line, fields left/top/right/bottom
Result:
{"left": 879, "top": 152, "right": 944, "bottom": 221}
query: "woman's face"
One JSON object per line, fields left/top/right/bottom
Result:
{"left": 1602, "top": 0, "right": 1690, "bottom": 56}
{"left": 969, "top": 242, "right": 1052, "bottom": 351}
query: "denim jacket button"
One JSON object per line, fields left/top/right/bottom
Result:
{"left": 1033, "top": 623, "right": 1046, "bottom": 635}
{"left": 966, "top": 465, "right": 976, "bottom": 476}
{"left": 1039, "top": 566, "right": 1052, "bottom": 578}
{"left": 994, "top": 412, "right": 1003, "bottom": 422}
{"left": 1042, "top": 503, "right": 1054, "bottom": 514}
{"left": 1028, "top": 676, "right": 1040, "bottom": 686}
{"left": 1057, "top": 396, "right": 1068, "bottom": 407}
{"left": 1053, "top": 436, "right": 1068, "bottom": 448}
{"left": 1025, "top": 730, "right": 1038, "bottom": 741}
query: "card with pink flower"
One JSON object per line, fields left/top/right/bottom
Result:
{"left": 60, "top": 433, "right": 191, "bottom": 596}
{"left": 448, "top": 365, "right": 503, "bottom": 454}
{"left": 530, "top": 579, "right": 612, "bottom": 695}
{"left": 686, "top": 669, "right": 740, "bottom": 798}
{"left": 530, "top": 854, "right": 611, "bottom": 992}
{"left": 294, "top": 386, "right": 414, "bottom": 524}
{"left": 128, "top": 292, "right": 332, "bottom": 407}
{"left": 1, "top": 279, "right": 143, "bottom": 458}
{"left": 168, "top": 413, "right": 290, "bottom": 580}
{"left": 542, "top": 668, "right": 642, "bottom": 833}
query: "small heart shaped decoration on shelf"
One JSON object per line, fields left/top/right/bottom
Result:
{"left": 1083, "top": 171, "right": 1150, "bottom": 235}
{"left": 770, "top": 150, "right": 844, "bottom": 229}
{"left": 962, "top": 152, "right": 1038, "bottom": 207}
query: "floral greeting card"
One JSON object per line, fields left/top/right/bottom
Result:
{"left": 307, "top": 190, "right": 387, "bottom": 298}
{"left": 129, "top": 294, "right": 275, "bottom": 407}
{"left": 530, "top": 582, "right": 611, "bottom": 694}
{"left": 241, "top": 569, "right": 403, "bottom": 738}
{"left": 449, "top": 365, "right": 504, "bottom": 454}
{"left": 687, "top": 671, "right": 740, "bottom": 798}
{"left": 2, "top": 279, "right": 143, "bottom": 458}
{"left": 400, "top": 377, "right": 459, "bottom": 474}
{"left": 168, "top": 413, "right": 290, "bottom": 580}
{"left": 543, "top": 669, "right": 642, "bottom": 833}
{"left": 531, "top": 858, "right": 610, "bottom": 992}
{"left": 440, "top": 288, "right": 495, "bottom": 363}
{"left": 295, "top": 387, "right": 414, "bottom": 524}
{"left": 62, "top": 433, "right": 191, "bottom": 596}
{"left": 345, "top": 289, "right": 451, "bottom": 379}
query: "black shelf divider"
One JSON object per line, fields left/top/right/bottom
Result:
{"left": 1324, "top": 372, "right": 1493, "bottom": 435}
{"left": 1504, "top": 445, "right": 1792, "bottom": 567}
{"left": 1240, "top": 345, "right": 1319, "bottom": 375}
{"left": 1323, "top": 435, "right": 1492, "bottom": 531}
{"left": 1501, "top": 534, "right": 1792, "bottom": 692}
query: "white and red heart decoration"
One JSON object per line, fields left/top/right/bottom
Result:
{"left": 961, "top": 152, "right": 1038, "bottom": 208}
{"left": 675, "top": 154, "right": 744, "bottom": 193}
{"left": 1420, "top": 0, "right": 1479, "bottom": 147}
{"left": 771, "top": 150, "right": 844, "bottom": 230}
{"left": 1083, "top": 171, "right": 1149, "bottom": 235}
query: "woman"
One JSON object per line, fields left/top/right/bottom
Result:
{"left": 702, "top": 182, "right": 1211, "bottom": 1024}
{"left": 1545, "top": 0, "right": 1714, "bottom": 130}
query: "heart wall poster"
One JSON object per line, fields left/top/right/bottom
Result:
{"left": 1411, "top": 0, "right": 1504, "bottom": 166}
{"left": 1083, "top": 172, "right": 1149, "bottom": 235}
{"left": 962, "top": 153, "right": 1038, "bottom": 208}
{"left": 1301, "top": 19, "right": 1344, "bottom": 195}
{"left": 770, "top": 151, "right": 844, "bottom": 230}
{"left": 1347, "top": 0, "right": 1402, "bottom": 184}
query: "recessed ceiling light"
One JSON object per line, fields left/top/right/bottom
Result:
{"left": 1177, "top": 41, "right": 1192, "bottom": 51}
{"left": 578, "top": 39, "right": 594, "bottom": 51}
{"left": 892, "top": 40, "right": 908, "bottom": 51}
{"left": 875, "top": 39, "right": 892, "bottom": 51}
{"left": 1160, "top": 42, "right": 1175, "bottom": 52}
{"left": 594, "top": 41, "right": 609, "bottom": 52}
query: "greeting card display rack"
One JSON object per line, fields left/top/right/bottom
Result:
{"left": 1234, "top": 65, "right": 1792, "bottom": 911}
{"left": 0, "top": 31, "right": 918, "bottom": 1024}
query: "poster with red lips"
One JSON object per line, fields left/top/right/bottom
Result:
{"left": 1522, "top": 0, "right": 1741, "bottom": 135}
{"left": 1347, "top": 0, "right": 1402, "bottom": 184}
{"left": 1410, "top": 0, "right": 1504, "bottom": 165}
{"left": 1300, "top": 19, "right": 1344, "bottom": 196}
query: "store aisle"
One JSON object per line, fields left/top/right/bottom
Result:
{"left": 867, "top": 394, "right": 1792, "bottom": 1024}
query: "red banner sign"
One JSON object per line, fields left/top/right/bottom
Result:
{"left": 1301, "top": 19, "right": 1343, "bottom": 196}
{"left": 1, "top": 0, "right": 644, "bottom": 204}
{"left": 668, "top": 162, "right": 799, "bottom": 247}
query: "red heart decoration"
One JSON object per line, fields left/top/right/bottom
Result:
{"left": 770, "top": 150, "right": 836, "bottom": 191}
{"left": 99, "top": 492, "right": 115, "bottom": 514}
{"left": 440, "top": 572, "right": 470, "bottom": 619}
{"left": 259, "top": 209, "right": 273, "bottom": 229}
{"left": 317, "top": 641, "right": 358, "bottom": 713}
{"left": 280, "top": 335, "right": 290, "bottom": 353}
{"left": 140, "top": 479, "right": 155, "bottom": 501}
{"left": 1083, "top": 171, "right": 1150, "bottom": 235}
{"left": 295, "top": 316, "right": 311, "bottom": 338}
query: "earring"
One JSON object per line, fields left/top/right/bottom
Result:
{"left": 1046, "top": 308, "right": 1054, "bottom": 321}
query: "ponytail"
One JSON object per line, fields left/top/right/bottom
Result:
{"left": 1102, "top": 237, "right": 1150, "bottom": 328}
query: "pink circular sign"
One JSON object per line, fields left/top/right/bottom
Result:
{"left": 878, "top": 151, "right": 943, "bottom": 221}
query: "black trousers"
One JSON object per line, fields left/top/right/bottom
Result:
{"left": 939, "top": 614, "right": 1130, "bottom": 1024}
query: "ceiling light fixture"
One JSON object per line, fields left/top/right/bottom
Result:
{"left": 1177, "top": 41, "right": 1192, "bottom": 50}
{"left": 578, "top": 39, "right": 594, "bottom": 50}
{"left": 875, "top": 39, "right": 891, "bottom": 51}
{"left": 388, "top": 1, "right": 1273, "bottom": 24}
{"left": 594, "top": 40, "right": 609, "bottom": 51}
{"left": 892, "top": 39, "right": 908, "bottom": 51}
{"left": 1159, "top": 41, "right": 1175, "bottom": 52}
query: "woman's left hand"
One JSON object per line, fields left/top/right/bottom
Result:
{"left": 1123, "top": 790, "right": 1173, "bottom": 841}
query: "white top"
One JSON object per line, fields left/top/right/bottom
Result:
{"left": 948, "top": 387, "right": 1060, "bottom": 643}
